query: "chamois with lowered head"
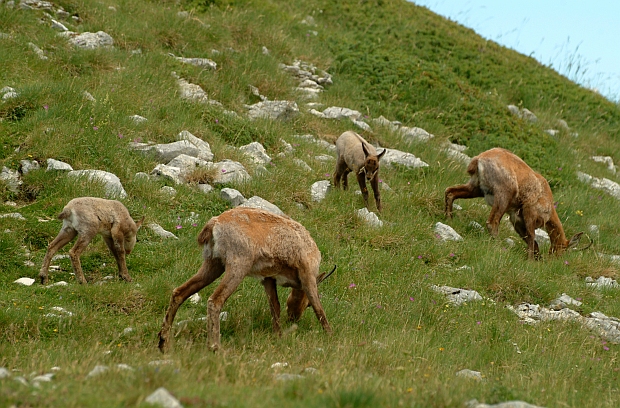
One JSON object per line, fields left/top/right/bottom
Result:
{"left": 334, "top": 131, "right": 387, "bottom": 212}
{"left": 39, "top": 197, "right": 144, "bottom": 284}
{"left": 158, "top": 207, "right": 333, "bottom": 352}
{"left": 444, "top": 148, "right": 584, "bottom": 259}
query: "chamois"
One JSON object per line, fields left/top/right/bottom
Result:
{"left": 39, "top": 197, "right": 144, "bottom": 284}
{"left": 444, "top": 147, "right": 583, "bottom": 259}
{"left": 334, "top": 131, "right": 387, "bottom": 212}
{"left": 158, "top": 207, "right": 333, "bottom": 352}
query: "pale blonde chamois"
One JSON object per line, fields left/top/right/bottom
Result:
{"left": 39, "top": 197, "right": 144, "bottom": 284}
{"left": 158, "top": 207, "right": 334, "bottom": 352}
{"left": 444, "top": 147, "right": 583, "bottom": 259}
{"left": 334, "top": 131, "right": 386, "bottom": 212}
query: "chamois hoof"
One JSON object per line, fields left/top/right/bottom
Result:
{"left": 39, "top": 274, "right": 48, "bottom": 285}
{"left": 157, "top": 333, "right": 169, "bottom": 353}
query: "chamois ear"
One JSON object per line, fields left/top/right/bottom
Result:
{"left": 362, "top": 143, "right": 370, "bottom": 158}
{"left": 567, "top": 232, "right": 584, "bottom": 249}
{"left": 136, "top": 216, "right": 145, "bottom": 230}
{"left": 377, "top": 148, "right": 386, "bottom": 160}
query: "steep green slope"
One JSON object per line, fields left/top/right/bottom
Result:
{"left": 1, "top": 0, "right": 620, "bottom": 407}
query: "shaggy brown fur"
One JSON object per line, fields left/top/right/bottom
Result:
{"left": 444, "top": 148, "right": 583, "bottom": 259}
{"left": 39, "top": 197, "right": 144, "bottom": 284}
{"left": 158, "top": 207, "right": 332, "bottom": 352}
{"left": 334, "top": 131, "right": 386, "bottom": 212}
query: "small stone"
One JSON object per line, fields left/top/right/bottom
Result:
{"left": 145, "top": 387, "right": 183, "bottom": 408}
{"left": 311, "top": 180, "right": 331, "bottom": 202}
{"left": 270, "top": 362, "right": 289, "bottom": 369}
{"left": 355, "top": 208, "right": 383, "bottom": 228}
{"left": 46, "top": 158, "right": 73, "bottom": 171}
{"left": 189, "top": 293, "right": 201, "bottom": 304}
{"left": 221, "top": 188, "right": 246, "bottom": 206}
{"left": 147, "top": 223, "right": 179, "bottom": 240}
{"left": 455, "top": 369, "right": 483, "bottom": 381}
{"left": 434, "top": 222, "right": 463, "bottom": 241}
{"left": 86, "top": 365, "right": 108, "bottom": 378}
{"left": 129, "top": 114, "right": 147, "bottom": 123}
{"left": 14, "top": 277, "right": 35, "bottom": 286}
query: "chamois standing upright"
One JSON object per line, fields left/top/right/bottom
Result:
{"left": 39, "top": 197, "right": 144, "bottom": 284}
{"left": 334, "top": 131, "right": 387, "bottom": 212}
{"left": 158, "top": 207, "right": 333, "bottom": 352}
{"left": 444, "top": 147, "right": 583, "bottom": 259}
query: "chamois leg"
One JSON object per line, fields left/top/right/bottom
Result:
{"left": 298, "top": 265, "right": 332, "bottom": 334}
{"left": 158, "top": 258, "right": 225, "bottom": 353}
{"left": 370, "top": 174, "right": 382, "bottom": 212}
{"left": 521, "top": 207, "right": 541, "bottom": 260}
{"left": 342, "top": 169, "right": 351, "bottom": 190}
{"left": 486, "top": 194, "right": 511, "bottom": 237}
{"left": 39, "top": 227, "right": 77, "bottom": 285}
{"left": 356, "top": 172, "right": 369, "bottom": 208}
{"left": 68, "top": 234, "right": 96, "bottom": 284}
{"left": 511, "top": 211, "right": 539, "bottom": 259}
{"left": 262, "top": 278, "right": 282, "bottom": 335}
{"left": 333, "top": 159, "right": 348, "bottom": 189}
{"left": 444, "top": 183, "right": 484, "bottom": 218}
{"left": 206, "top": 261, "right": 249, "bottom": 351}
{"left": 103, "top": 233, "right": 131, "bottom": 282}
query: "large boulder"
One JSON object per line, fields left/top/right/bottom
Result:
{"left": 67, "top": 170, "right": 127, "bottom": 198}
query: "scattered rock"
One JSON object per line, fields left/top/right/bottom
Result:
{"left": 196, "top": 184, "right": 213, "bottom": 194}
{"left": 160, "top": 186, "right": 176, "bottom": 196}
{"left": 208, "top": 160, "right": 250, "bottom": 184}
{"left": 455, "top": 369, "right": 483, "bottom": 381}
{"left": 239, "top": 196, "right": 285, "bottom": 216}
{"left": 176, "top": 130, "right": 214, "bottom": 161}
{"left": 129, "top": 114, "right": 147, "bottom": 123}
{"left": 86, "top": 365, "right": 108, "bottom": 378}
{"left": 293, "top": 158, "right": 312, "bottom": 172}
{"left": 20, "top": 159, "right": 40, "bottom": 174}
{"left": 175, "top": 74, "right": 222, "bottom": 106}
{"left": 221, "top": 188, "right": 246, "bottom": 206}
{"left": 534, "top": 228, "right": 550, "bottom": 244}
{"left": 0, "top": 368, "right": 10, "bottom": 379}
{"left": 145, "top": 387, "right": 183, "bottom": 408}
{"left": 381, "top": 148, "right": 429, "bottom": 168}
{"left": 245, "top": 100, "right": 299, "bottom": 121}
{"left": 270, "top": 362, "right": 289, "bottom": 369}
{"left": 431, "top": 285, "right": 482, "bottom": 305}
{"left": 444, "top": 143, "right": 470, "bottom": 164}
{"left": 434, "top": 222, "right": 463, "bottom": 241}
{"left": 167, "top": 154, "right": 211, "bottom": 179}
{"left": 1, "top": 166, "right": 22, "bottom": 192}
{"left": 66, "top": 31, "right": 114, "bottom": 49}
{"left": 147, "top": 223, "right": 179, "bottom": 239}
{"left": 591, "top": 156, "right": 616, "bottom": 173}
{"left": 68, "top": 170, "right": 127, "bottom": 198}
{"left": 311, "top": 180, "right": 331, "bottom": 202}
{"left": 355, "top": 208, "right": 383, "bottom": 228}
{"left": 0, "top": 212, "right": 26, "bottom": 220}
{"left": 275, "top": 373, "right": 304, "bottom": 381}
{"left": 150, "top": 164, "right": 183, "bottom": 184}
{"left": 549, "top": 293, "right": 582, "bottom": 310}
{"left": 188, "top": 293, "right": 201, "bottom": 304}
{"left": 28, "top": 42, "right": 48, "bottom": 59}
{"left": 466, "top": 399, "right": 544, "bottom": 408}
{"left": 578, "top": 171, "right": 620, "bottom": 199}
{"left": 399, "top": 126, "right": 434, "bottom": 142}
{"left": 169, "top": 53, "right": 217, "bottom": 70}
{"left": 239, "top": 142, "right": 271, "bottom": 165}
{"left": 83, "top": 91, "right": 96, "bottom": 102}
{"left": 46, "top": 158, "right": 73, "bottom": 171}
{"left": 14, "top": 277, "right": 35, "bottom": 286}
{"left": 586, "top": 276, "right": 620, "bottom": 289}
{"left": 507, "top": 105, "right": 537, "bottom": 122}
{"left": 314, "top": 155, "right": 334, "bottom": 162}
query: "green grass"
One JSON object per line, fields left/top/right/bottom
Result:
{"left": 2, "top": 0, "right": 620, "bottom": 406}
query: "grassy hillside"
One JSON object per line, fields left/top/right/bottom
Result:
{"left": 2, "top": 0, "right": 620, "bottom": 406}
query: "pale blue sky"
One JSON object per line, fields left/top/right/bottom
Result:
{"left": 410, "top": 0, "right": 620, "bottom": 101}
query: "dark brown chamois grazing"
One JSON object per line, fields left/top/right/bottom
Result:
{"left": 444, "top": 147, "right": 583, "bottom": 259}
{"left": 39, "top": 197, "right": 144, "bottom": 284}
{"left": 334, "top": 131, "right": 386, "bottom": 212}
{"left": 158, "top": 207, "right": 333, "bottom": 352}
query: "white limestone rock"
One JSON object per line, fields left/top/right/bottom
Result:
{"left": 381, "top": 148, "right": 429, "bottom": 168}
{"left": 0, "top": 166, "right": 22, "bottom": 192}
{"left": 455, "top": 369, "right": 483, "bottom": 381}
{"left": 399, "top": 126, "right": 434, "bottom": 142}
{"left": 220, "top": 188, "right": 246, "bottom": 206}
{"left": 0, "top": 213, "right": 26, "bottom": 220}
{"left": 577, "top": 171, "right": 620, "bottom": 200}
{"left": 28, "top": 42, "right": 48, "bottom": 59}
{"left": 434, "top": 222, "right": 463, "bottom": 241}
{"left": 208, "top": 160, "right": 250, "bottom": 184}
{"left": 355, "top": 208, "right": 383, "bottom": 228}
{"left": 176, "top": 75, "right": 222, "bottom": 106}
{"left": 46, "top": 158, "right": 73, "bottom": 171}
{"left": 14, "top": 277, "right": 35, "bottom": 286}
{"left": 293, "top": 158, "right": 312, "bottom": 172}
{"left": 239, "top": 196, "right": 285, "bottom": 216}
{"left": 150, "top": 164, "right": 183, "bottom": 184}
{"left": 20, "top": 159, "right": 40, "bottom": 174}
{"left": 245, "top": 100, "right": 299, "bottom": 121}
{"left": 129, "top": 114, "right": 147, "bottom": 123}
{"left": 431, "top": 285, "right": 482, "bottom": 305}
{"left": 147, "top": 223, "right": 179, "bottom": 239}
{"left": 145, "top": 387, "right": 183, "bottom": 408}
{"left": 67, "top": 170, "right": 127, "bottom": 198}
{"left": 170, "top": 54, "right": 216, "bottom": 70}
{"left": 239, "top": 142, "right": 271, "bottom": 165}
{"left": 67, "top": 31, "right": 114, "bottom": 49}
{"left": 176, "top": 130, "right": 214, "bottom": 161}
{"left": 311, "top": 180, "right": 331, "bottom": 202}
{"left": 591, "top": 156, "right": 616, "bottom": 173}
